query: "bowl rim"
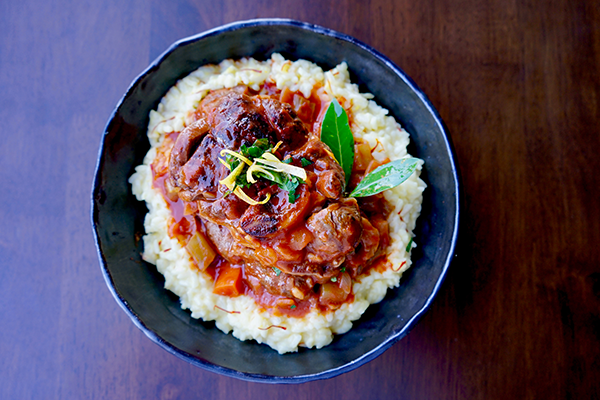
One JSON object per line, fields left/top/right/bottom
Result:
{"left": 91, "top": 18, "right": 461, "bottom": 383}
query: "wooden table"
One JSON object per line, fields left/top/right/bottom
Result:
{"left": 2, "top": 0, "right": 598, "bottom": 398}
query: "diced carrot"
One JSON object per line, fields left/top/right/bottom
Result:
{"left": 213, "top": 265, "right": 243, "bottom": 297}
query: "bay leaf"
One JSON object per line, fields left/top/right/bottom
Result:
{"left": 349, "top": 157, "right": 419, "bottom": 197}
{"left": 320, "top": 98, "right": 354, "bottom": 188}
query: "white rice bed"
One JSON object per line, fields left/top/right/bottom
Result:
{"left": 129, "top": 53, "right": 426, "bottom": 354}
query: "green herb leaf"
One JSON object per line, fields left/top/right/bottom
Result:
{"left": 241, "top": 139, "right": 270, "bottom": 159}
{"left": 219, "top": 139, "right": 309, "bottom": 205}
{"left": 301, "top": 157, "right": 312, "bottom": 167}
{"left": 256, "top": 169, "right": 301, "bottom": 203}
{"left": 406, "top": 237, "right": 413, "bottom": 252}
{"left": 235, "top": 172, "right": 251, "bottom": 188}
{"left": 290, "top": 305, "right": 296, "bottom": 309}
{"left": 321, "top": 98, "right": 354, "bottom": 188}
{"left": 272, "top": 267, "right": 281, "bottom": 276}
{"left": 279, "top": 176, "right": 302, "bottom": 203}
{"left": 226, "top": 154, "right": 241, "bottom": 171}
{"left": 254, "top": 138, "right": 270, "bottom": 150}
{"left": 349, "top": 158, "right": 420, "bottom": 197}
{"left": 246, "top": 145, "right": 263, "bottom": 158}
{"left": 331, "top": 277, "right": 338, "bottom": 282}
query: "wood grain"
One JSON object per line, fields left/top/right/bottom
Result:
{"left": 1, "top": 0, "right": 599, "bottom": 398}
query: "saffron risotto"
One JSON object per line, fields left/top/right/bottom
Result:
{"left": 129, "top": 53, "right": 426, "bottom": 354}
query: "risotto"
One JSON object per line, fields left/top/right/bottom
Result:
{"left": 129, "top": 53, "right": 426, "bottom": 354}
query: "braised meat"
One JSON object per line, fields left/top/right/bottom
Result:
{"left": 169, "top": 119, "right": 221, "bottom": 201}
{"left": 166, "top": 86, "right": 388, "bottom": 306}
{"left": 305, "top": 198, "right": 363, "bottom": 266}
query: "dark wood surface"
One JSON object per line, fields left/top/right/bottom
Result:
{"left": 2, "top": 0, "right": 599, "bottom": 398}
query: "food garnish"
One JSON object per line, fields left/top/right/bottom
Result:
{"left": 218, "top": 139, "right": 307, "bottom": 204}
{"left": 320, "top": 99, "right": 420, "bottom": 197}
{"left": 217, "top": 98, "right": 419, "bottom": 205}
{"left": 349, "top": 157, "right": 420, "bottom": 197}
{"left": 405, "top": 237, "right": 413, "bottom": 253}
{"left": 320, "top": 98, "right": 354, "bottom": 188}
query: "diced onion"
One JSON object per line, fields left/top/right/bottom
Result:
{"left": 354, "top": 142, "right": 374, "bottom": 172}
{"left": 186, "top": 231, "right": 216, "bottom": 271}
{"left": 291, "top": 287, "right": 305, "bottom": 300}
{"left": 276, "top": 297, "right": 296, "bottom": 308}
{"left": 339, "top": 272, "right": 352, "bottom": 294}
{"left": 319, "top": 281, "right": 349, "bottom": 305}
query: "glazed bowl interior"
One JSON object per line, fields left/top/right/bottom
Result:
{"left": 92, "top": 19, "right": 459, "bottom": 383}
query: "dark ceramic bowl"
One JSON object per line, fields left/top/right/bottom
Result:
{"left": 91, "top": 19, "right": 459, "bottom": 383}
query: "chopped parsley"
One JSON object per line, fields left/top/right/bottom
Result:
{"left": 406, "top": 237, "right": 413, "bottom": 252}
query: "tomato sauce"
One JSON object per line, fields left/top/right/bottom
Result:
{"left": 261, "top": 81, "right": 334, "bottom": 132}
{"left": 151, "top": 131, "right": 199, "bottom": 243}
{"left": 204, "top": 257, "right": 317, "bottom": 317}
